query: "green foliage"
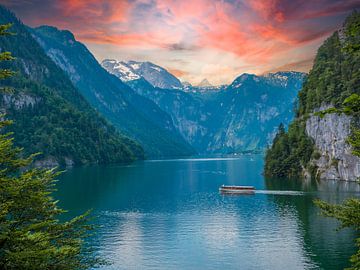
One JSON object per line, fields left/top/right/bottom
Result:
{"left": 31, "top": 25, "right": 195, "bottom": 158}
{"left": 264, "top": 121, "right": 314, "bottom": 178}
{"left": 1, "top": 76, "right": 143, "bottom": 166}
{"left": 343, "top": 11, "right": 360, "bottom": 55}
{"left": 265, "top": 12, "right": 360, "bottom": 179}
{"left": 343, "top": 93, "right": 360, "bottom": 158}
{"left": 315, "top": 198, "right": 360, "bottom": 270}
{"left": 0, "top": 23, "right": 103, "bottom": 269}
{"left": 343, "top": 94, "right": 360, "bottom": 114}
{"left": 348, "top": 127, "right": 360, "bottom": 158}
{"left": 0, "top": 118, "right": 104, "bottom": 269}
{"left": 298, "top": 11, "right": 360, "bottom": 116}
{"left": 314, "top": 107, "right": 341, "bottom": 118}
{"left": 0, "top": 7, "right": 144, "bottom": 165}
{"left": 0, "top": 23, "right": 14, "bottom": 93}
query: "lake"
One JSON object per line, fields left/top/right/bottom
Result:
{"left": 56, "top": 155, "right": 359, "bottom": 270}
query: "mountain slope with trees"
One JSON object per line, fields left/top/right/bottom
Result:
{"left": 121, "top": 71, "right": 305, "bottom": 154}
{"left": 0, "top": 6, "right": 143, "bottom": 166}
{"left": 30, "top": 25, "right": 195, "bottom": 158}
{"left": 265, "top": 11, "right": 360, "bottom": 181}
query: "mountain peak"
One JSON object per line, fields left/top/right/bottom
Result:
{"left": 102, "top": 59, "right": 183, "bottom": 89}
{"left": 101, "top": 59, "right": 141, "bottom": 81}
{"left": 33, "top": 25, "right": 76, "bottom": 42}
{"left": 197, "top": 79, "right": 213, "bottom": 88}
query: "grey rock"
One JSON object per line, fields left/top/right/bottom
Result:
{"left": 2, "top": 93, "right": 40, "bottom": 109}
{"left": 306, "top": 112, "right": 360, "bottom": 181}
{"left": 127, "top": 71, "right": 305, "bottom": 154}
{"left": 33, "top": 157, "right": 59, "bottom": 168}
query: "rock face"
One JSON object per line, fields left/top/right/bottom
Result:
{"left": 31, "top": 26, "right": 195, "bottom": 158}
{"left": 306, "top": 112, "right": 360, "bottom": 181}
{"left": 125, "top": 72, "right": 306, "bottom": 154}
{"left": 2, "top": 93, "right": 40, "bottom": 109}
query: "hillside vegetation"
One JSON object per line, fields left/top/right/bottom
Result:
{"left": 0, "top": 6, "right": 143, "bottom": 166}
{"left": 265, "top": 11, "right": 360, "bottom": 179}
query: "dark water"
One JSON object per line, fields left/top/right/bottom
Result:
{"left": 56, "top": 155, "right": 359, "bottom": 270}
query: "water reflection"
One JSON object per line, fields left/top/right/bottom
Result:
{"left": 56, "top": 156, "right": 358, "bottom": 269}
{"left": 265, "top": 177, "right": 359, "bottom": 270}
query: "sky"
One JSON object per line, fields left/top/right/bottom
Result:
{"left": 1, "top": 0, "right": 360, "bottom": 85}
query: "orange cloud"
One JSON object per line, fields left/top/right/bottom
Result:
{"left": 262, "top": 58, "right": 315, "bottom": 74}
{"left": 2, "top": 0, "right": 360, "bottom": 83}
{"left": 167, "top": 68, "right": 189, "bottom": 77}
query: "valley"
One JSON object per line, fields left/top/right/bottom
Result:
{"left": 0, "top": 6, "right": 306, "bottom": 162}
{"left": 0, "top": 3, "right": 359, "bottom": 270}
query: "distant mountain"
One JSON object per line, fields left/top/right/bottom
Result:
{"left": 8, "top": 6, "right": 306, "bottom": 158}
{"left": 31, "top": 26, "right": 195, "bottom": 158}
{"left": 102, "top": 59, "right": 183, "bottom": 90}
{"left": 209, "top": 71, "right": 306, "bottom": 153}
{"left": 197, "top": 79, "right": 213, "bottom": 88}
{"left": 182, "top": 81, "right": 192, "bottom": 87}
{"left": 0, "top": 6, "right": 144, "bottom": 166}
{"left": 123, "top": 71, "right": 306, "bottom": 154}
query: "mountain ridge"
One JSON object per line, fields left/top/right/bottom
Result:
{"left": 101, "top": 59, "right": 183, "bottom": 90}
{"left": 0, "top": 6, "right": 144, "bottom": 166}
{"left": 264, "top": 12, "right": 360, "bottom": 181}
{"left": 31, "top": 25, "right": 196, "bottom": 158}
{"left": 119, "top": 70, "right": 306, "bottom": 154}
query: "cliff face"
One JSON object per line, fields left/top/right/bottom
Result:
{"left": 306, "top": 111, "right": 360, "bottom": 181}
{"left": 264, "top": 12, "right": 360, "bottom": 181}
{"left": 31, "top": 26, "right": 195, "bottom": 158}
{"left": 125, "top": 72, "right": 305, "bottom": 154}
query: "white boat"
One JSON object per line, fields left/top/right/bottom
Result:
{"left": 219, "top": 185, "right": 255, "bottom": 195}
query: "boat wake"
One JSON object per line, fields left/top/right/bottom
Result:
{"left": 255, "top": 190, "right": 305, "bottom": 196}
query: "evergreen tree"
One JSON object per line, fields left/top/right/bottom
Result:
{"left": 0, "top": 24, "right": 102, "bottom": 270}
{"left": 265, "top": 11, "right": 360, "bottom": 179}
{"left": 315, "top": 199, "right": 360, "bottom": 270}
{"left": 315, "top": 92, "right": 360, "bottom": 270}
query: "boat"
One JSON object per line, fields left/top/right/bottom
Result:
{"left": 219, "top": 185, "right": 255, "bottom": 195}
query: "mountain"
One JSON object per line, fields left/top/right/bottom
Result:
{"left": 265, "top": 12, "right": 360, "bottom": 181}
{"left": 197, "top": 79, "right": 213, "bottom": 88}
{"left": 0, "top": 6, "right": 143, "bottom": 166}
{"left": 30, "top": 26, "right": 195, "bottom": 158}
{"left": 119, "top": 71, "right": 305, "bottom": 154}
{"left": 102, "top": 59, "right": 183, "bottom": 90}
{"left": 207, "top": 71, "right": 306, "bottom": 153}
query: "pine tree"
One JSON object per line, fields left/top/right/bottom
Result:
{"left": 0, "top": 24, "right": 103, "bottom": 270}
{"left": 315, "top": 91, "right": 360, "bottom": 270}
{"left": 315, "top": 199, "right": 360, "bottom": 270}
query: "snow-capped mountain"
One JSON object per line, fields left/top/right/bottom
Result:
{"left": 31, "top": 26, "right": 195, "bottom": 158}
{"left": 127, "top": 71, "right": 306, "bottom": 154}
{"left": 101, "top": 59, "right": 140, "bottom": 82}
{"left": 102, "top": 59, "right": 183, "bottom": 90}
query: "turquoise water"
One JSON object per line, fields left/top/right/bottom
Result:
{"left": 56, "top": 155, "right": 359, "bottom": 270}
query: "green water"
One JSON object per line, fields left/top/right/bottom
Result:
{"left": 56, "top": 155, "right": 359, "bottom": 270}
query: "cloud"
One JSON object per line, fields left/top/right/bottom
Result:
{"left": 262, "top": 58, "right": 315, "bottom": 74}
{"left": 2, "top": 0, "right": 360, "bottom": 83}
{"left": 167, "top": 68, "right": 189, "bottom": 77}
{"left": 166, "top": 42, "right": 199, "bottom": 51}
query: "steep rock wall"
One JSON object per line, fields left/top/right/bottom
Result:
{"left": 306, "top": 112, "right": 360, "bottom": 181}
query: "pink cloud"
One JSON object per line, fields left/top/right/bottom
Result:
{"left": 2, "top": 0, "right": 360, "bottom": 81}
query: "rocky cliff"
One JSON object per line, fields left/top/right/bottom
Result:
{"left": 31, "top": 25, "right": 195, "bottom": 158}
{"left": 124, "top": 72, "right": 305, "bottom": 154}
{"left": 306, "top": 111, "right": 360, "bottom": 181}
{"left": 264, "top": 12, "right": 360, "bottom": 181}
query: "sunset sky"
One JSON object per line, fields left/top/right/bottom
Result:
{"left": 2, "top": 0, "right": 360, "bottom": 85}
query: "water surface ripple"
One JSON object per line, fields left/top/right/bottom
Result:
{"left": 56, "top": 155, "right": 359, "bottom": 270}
